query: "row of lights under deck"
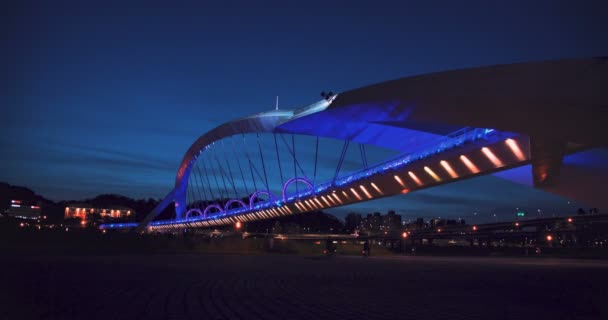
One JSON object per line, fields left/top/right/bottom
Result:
{"left": 392, "top": 138, "right": 525, "bottom": 190}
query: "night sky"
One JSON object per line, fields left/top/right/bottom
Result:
{"left": 2, "top": 0, "right": 607, "bottom": 222}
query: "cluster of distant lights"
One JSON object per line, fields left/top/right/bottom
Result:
{"left": 10, "top": 200, "right": 40, "bottom": 209}
{"left": 108, "top": 129, "right": 528, "bottom": 231}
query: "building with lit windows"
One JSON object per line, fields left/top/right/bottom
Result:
{"left": 4, "top": 200, "right": 42, "bottom": 220}
{"left": 64, "top": 204, "right": 134, "bottom": 221}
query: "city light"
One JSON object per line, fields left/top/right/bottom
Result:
{"left": 408, "top": 171, "right": 423, "bottom": 186}
{"left": 515, "top": 222, "right": 520, "bottom": 227}
{"left": 235, "top": 221, "right": 242, "bottom": 229}
{"left": 459, "top": 155, "right": 479, "bottom": 174}
{"left": 505, "top": 138, "right": 525, "bottom": 161}
{"left": 423, "top": 166, "right": 441, "bottom": 182}
{"left": 402, "top": 232, "right": 408, "bottom": 238}
{"left": 481, "top": 147, "right": 503, "bottom": 167}
{"left": 567, "top": 217, "right": 573, "bottom": 223}
{"left": 439, "top": 160, "right": 458, "bottom": 178}
{"left": 472, "top": 225, "right": 477, "bottom": 231}
{"left": 546, "top": 235, "right": 553, "bottom": 241}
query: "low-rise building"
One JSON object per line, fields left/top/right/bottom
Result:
{"left": 3, "top": 200, "right": 41, "bottom": 220}
{"left": 64, "top": 204, "right": 134, "bottom": 221}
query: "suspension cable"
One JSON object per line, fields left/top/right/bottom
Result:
{"left": 313, "top": 136, "right": 319, "bottom": 188}
{"left": 274, "top": 133, "right": 284, "bottom": 187}
{"left": 257, "top": 133, "right": 270, "bottom": 191}
{"left": 280, "top": 134, "right": 307, "bottom": 178}
{"left": 231, "top": 136, "right": 249, "bottom": 197}
{"left": 194, "top": 164, "right": 208, "bottom": 203}
{"left": 243, "top": 135, "right": 258, "bottom": 192}
{"left": 221, "top": 140, "right": 239, "bottom": 198}
{"left": 333, "top": 140, "right": 350, "bottom": 184}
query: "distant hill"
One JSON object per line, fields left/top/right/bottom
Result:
{"left": 0, "top": 182, "right": 55, "bottom": 210}
{"left": 0, "top": 182, "right": 65, "bottom": 222}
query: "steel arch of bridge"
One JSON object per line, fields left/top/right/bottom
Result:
{"left": 173, "top": 97, "right": 336, "bottom": 220}
{"left": 131, "top": 58, "right": 608, "bottom": 232}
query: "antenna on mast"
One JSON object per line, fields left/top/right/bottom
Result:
{"left": 275, "top": 96, "right": 279, "bottom": 110}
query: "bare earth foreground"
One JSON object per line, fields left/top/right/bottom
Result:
{"left": 1, "top": 254, "right": 607, "bottom": 320}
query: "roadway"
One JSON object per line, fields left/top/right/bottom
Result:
{"left": 1, "top": 254, "right": 607, "bottom": 320}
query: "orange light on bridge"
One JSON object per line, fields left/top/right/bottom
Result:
{"left": 308, "top": 199, "right": 319, "bottom": 209}
{"left": 401, "top": 188, "right": 410, "bottom": 194}
{"left": 321, "top": 196, "right": 332, "bottom": 207}
{"left": 370, "top": 182, "right": 384, "bottom": 195}
{"left": 394, "top": 175, "right": 406, "bottom": 187}
{"left": 408, "top": 171, "right": 423, "bottom": 186}
{"left": 235, "top": 221, "right": 242, "bottom": 229}
{"left": 460, "top": 155, "right": 480, "bottom": 173}
{"left": 341, "top": 191, "right": 350, "bottom": 200}
{"left": 314, "top": 198, "right": 325, "bottom": 208}
{"left": 440, "top": 160, "right": 458, "bottom": 178}
{"left": 359, "top": 185, "right": 373, "bottom": 199}
{"left": 481, "top": 147, "right": 503, "bottom": 167}
{"left": 331, "top": 193, "right": 343, "bottom": 204}
{"left": 304, "top": 201, "right": 315, "bottom": 211}
{"left": 350, "top": 188, "right": 362, "bottom": 200}
{"left": 293, "top": 204, "right": 303, "bottom": 212}
{"left": 424, "top": 166, "right": 441, "bottom": 182}
{"left": 505, "top": 138, "right": 526, "bottom": 161}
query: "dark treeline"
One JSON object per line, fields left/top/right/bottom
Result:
{"left": 242, "top": 210, "right": 344, "bottom": 233}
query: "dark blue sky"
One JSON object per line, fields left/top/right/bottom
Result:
{"left": 2, "top": 0, "right": 607, "bottom": 222}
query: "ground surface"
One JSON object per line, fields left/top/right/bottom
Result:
{"left": 1, "top": 254, "right": 607, "bottom": 320}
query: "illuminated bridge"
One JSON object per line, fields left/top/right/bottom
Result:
{"left": 100, "top": 58, "right": 608, "bottom": 232}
